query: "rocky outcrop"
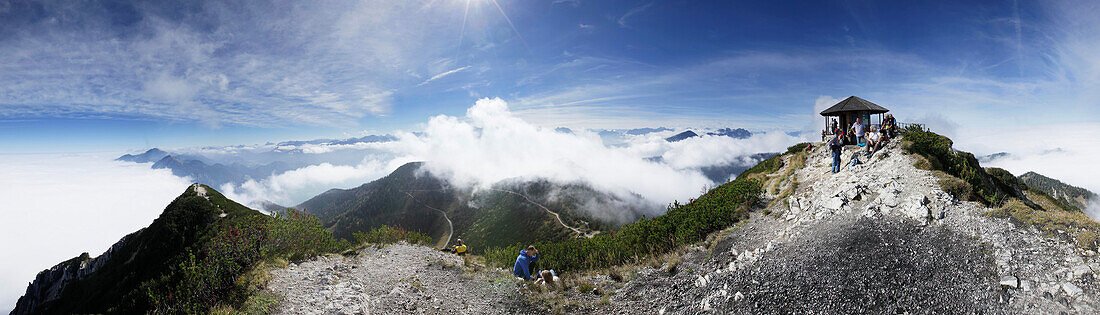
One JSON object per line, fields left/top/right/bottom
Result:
{"left": 11, "top": 230, "right": 139, "bottom": 315}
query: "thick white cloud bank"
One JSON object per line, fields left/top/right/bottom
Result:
{"left": 381, "top": 98, "right": 801, "bottom": 213}
{"left": 954, "top": 123, "right": 1100, "bottom": 222}
{"left": 394, "top": 98, "right": 709, "bottom": 209}
{"left": 0, "top": 154, "right": 193, "bottom": 313}
{"left": 219, "top": 157, "right": 415, "bottom": 209}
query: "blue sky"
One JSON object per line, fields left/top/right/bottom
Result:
{"left": 1, "top": 0, "right": 1098, "bottom": 153}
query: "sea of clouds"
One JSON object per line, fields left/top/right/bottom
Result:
{"left": 957, "top": 122, "right": 1100, "bottom": 221}
{"left": 0, "top": 154, "right": 193, "bottom": 313}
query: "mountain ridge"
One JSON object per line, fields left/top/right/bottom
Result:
{"left": 115, "top": 148, "right": 168, "bottom": 163}
{"left": 294, "top": 162, "right": 640, "bottom": 251}
{"left": 12, "top": 183, "right": 260, "bottom": 314}
{"left": 1019, "top": 171, "right": 1096, "bottom": 212}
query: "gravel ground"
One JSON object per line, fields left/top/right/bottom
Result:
{"left": 266, "top": 244, "right": 529, "bottom": 314}
{"left": 551, "top": 140, "right": 1098, "bottom": 314}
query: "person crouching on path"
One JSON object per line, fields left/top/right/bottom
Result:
{"left": 513, "top": 246, "right": 539, "bottom": 280}
{"left": 451, "top": 239, "right": 467, "bottom": 256}
{"left": 829, "top": 133, "right": 843, "bottom": 174}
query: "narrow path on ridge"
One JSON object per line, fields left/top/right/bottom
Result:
{"left": 403, "top": 191, "right": 453, "bottom": 249}
{"left": 488, "top": 188, "right": 596, "bottom": 238}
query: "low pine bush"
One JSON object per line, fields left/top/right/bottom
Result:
{"left": 901, "top": 126, "right": 1000, "bottom": 205}
{"left": 142, "top": 209, "right": 349, "bottom": 314}
{"left": 352, "top": 225, "right": 432, "bottom": 246}
{"left": 485, "top": 179, "right": 761, "bottom": 272}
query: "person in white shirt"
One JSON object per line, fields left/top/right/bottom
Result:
{"left": 853, "top": 117, "right": 866, "bottom": 145}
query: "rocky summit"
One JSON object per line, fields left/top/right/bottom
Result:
{"left": 537, "top": 139, "right": 1098, "bottom": 314}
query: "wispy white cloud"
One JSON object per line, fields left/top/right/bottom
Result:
{"left": 618, "top": 2, "right": 655, "bottom": 28}
{"left": 0, "top": 0, "right": 472, "bottom": 127}
{"left": 418, "top": 66, "right": 472, "bottom": 86}
{"left": 553, "top": 0, "right": 582, "bottom": 7}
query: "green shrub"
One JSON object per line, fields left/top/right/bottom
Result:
{"left": 484, "top": 179, "right": 761, "bottom": 272}
{"left": 785, "top": 142, "right": 811, "bottom": 155}
{"left": 577, "top": 282, "right": 595, "bottom": 293}
{"left": 901, "top": 127, "right": 1000, "bottom": 205}
{"left": 1077, "top": 230, "right": 1098, "bottom": 250}
{"left": 933, "top": 171, "right": 972, "bottom": 201}
{"left": 352, "top": 225, "right": 432, "bottom": 246}
{"left": 737, "top": 154, "right": 783, "bottom": 181}
{"left": 987, "top": 198, "right": 1100, "bottom": 250}
{"left": 142, "top": 209, "right": 348, "bottom": 314}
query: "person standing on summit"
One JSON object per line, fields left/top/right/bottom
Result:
{"left": 829, "top": 133, "right": 843, "bottom": 174}
{"left": 852, "top": 117, "right": 866, "bottom": 145}
{"left": 513, "top": 246, "right": 539, "bottom": 280}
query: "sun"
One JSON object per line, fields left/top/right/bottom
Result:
{"left": 456, "top": 0, "right": 528, "bottom": 52}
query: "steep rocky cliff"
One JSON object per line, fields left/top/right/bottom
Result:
{"left": 11, "top": 231, "right": 138, "bottom": 314}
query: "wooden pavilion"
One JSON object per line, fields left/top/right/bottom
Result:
{"left": 820, "top": 96, "right": 889, "bottom": 136}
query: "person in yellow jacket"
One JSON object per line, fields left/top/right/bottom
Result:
{"left": 451, "top": 239, "right": 468, "bottom": 256}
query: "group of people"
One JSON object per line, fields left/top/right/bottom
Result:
{"left": 513, "top": 246, "right": 558, "bottom": 286}
{"left": 447, "top": 241, "right": 557, "bottom": 285}
{"left": 826, "top": 115, "right": 896, "bottom": 174}
{"left": 821, "top": 114, "right": 899, "bottom": 143}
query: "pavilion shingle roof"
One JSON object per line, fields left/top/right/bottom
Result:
{"left": 819, "top": 96, "right": 889, "bottom": 116}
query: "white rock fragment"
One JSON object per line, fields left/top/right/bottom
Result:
{"left": 1062, "top": 282, "right": 1083, "bottom": 297}
{"left": 822, "top": 197, "right": 844, "bottom": 211}
{"left": 695, "top": 275, "right": 709, "bottom": 287}
{"left": 999, "top": 276, "right": 1019, "bottom": 288}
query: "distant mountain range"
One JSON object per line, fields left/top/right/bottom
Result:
{"left": 595, "top": 127, "right": 673, "bottom": 137}
{"left": 115, "top": 134, "right": 398, "bottom": 189}
{"left": 625, "top": 127, "right": 674, "bottom": 135}
{"left": 644, "top": 152, "right": 777, "bottom": 183}
{"left": 978, "top": 152, "right": 1010, "bottom": 163}
{"left": 115, "top": 148, "right": 168, "bottom": 163}
{"left": 1019, "top": 171, "right": 1096, "bottom": 212}
{"left": 271, "top": 134, "right": 397, "bottom": 147}
{"left": 665, "top": 128, "right": 753, "bottom": 142}
{"left": 150, "top": 155, "right": 296, "bottom": 188}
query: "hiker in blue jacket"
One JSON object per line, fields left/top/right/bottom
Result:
{"left": 513, "top": 246, "right": 539, "bottom": 280}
